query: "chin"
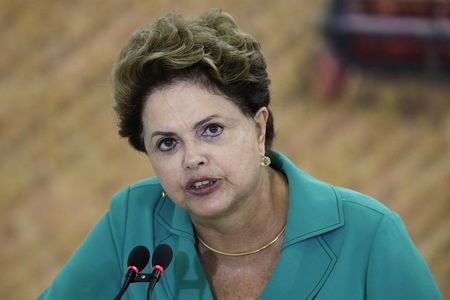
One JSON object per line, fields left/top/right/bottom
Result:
{"left": 188, "top": 199, "right": 234, "bottom": 221}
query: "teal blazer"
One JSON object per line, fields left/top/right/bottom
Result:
{"left": 37, "top": 151, "right": 441, "bottom": 299}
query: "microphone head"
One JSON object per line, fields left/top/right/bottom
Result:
{"left": 152, "top": 244, "right": 173, "bottom": 270}
{"left": 127, "top": 245, "right": 150, "bottom": 271}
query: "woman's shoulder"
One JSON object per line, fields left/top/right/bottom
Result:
{"left": 109, "top": 176, "right": 164, "bottom": 215}
{"left": 332, "top": 185, "right": 391, "bottom": 216}
{"left": 273, "top": 150, "right": 397, "bottom": 230}
{"left": 329, "top": 185, "right": 410, "bottom": 248}
{"left": 329, "top": 184, "right": 403, "bottom": 235}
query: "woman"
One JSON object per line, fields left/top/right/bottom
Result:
{"left": 38, "top": 9, "right": 441, "bottom": 299}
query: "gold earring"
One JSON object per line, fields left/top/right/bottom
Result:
{"left": 161, "top": 191, "right": 168, "bottom": 198}
{"left": 260, "top": 155, "right": 271, "bottom": 167}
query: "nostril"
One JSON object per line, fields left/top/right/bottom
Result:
{"left": 185, "top": 159, "right": 205, "bottom": 169}
{"left": 183, "top": 151, "right": 207, "bottom": 169}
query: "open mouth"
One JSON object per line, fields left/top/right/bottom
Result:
{"left": 186, "top": 178, "right": 222, "bottom": 196}
{"left": 191, "top": 180, "right": 216, "bottom": 189}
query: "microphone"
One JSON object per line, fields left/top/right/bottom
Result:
{"left": 114, "top": 245, "right": 150, "bottom": 300}
{"left": 146, "top": 244, "right": 173, "bottom": 300}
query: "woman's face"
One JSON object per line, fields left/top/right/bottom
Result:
{"left": 142, "top": 80, "right": 269, "bottom": 222}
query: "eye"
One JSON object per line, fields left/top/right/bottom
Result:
{"left": 202, "top": 123, "right": 223, "bottom": 137}
{"left": 157, "top": 138, "right": 177, "bottom": 152}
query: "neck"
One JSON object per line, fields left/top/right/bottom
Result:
{"left": 192, "top": 168, "right": 288, "bottom": 254}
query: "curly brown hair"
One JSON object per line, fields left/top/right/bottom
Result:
{"left": 111, "top": 9, "right": 274, "bottom": 153}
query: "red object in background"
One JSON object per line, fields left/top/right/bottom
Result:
{"left": 321, "top": 0, "right": 450, "bottom": 97}
{"left": 349, "top": 1, "right": 436, "bottom": 17}
{"left": 317, "top": 49, "right": 346, "bottom": 99}
{"left": 350, "top": 37, "right": 427, "bottom": 61}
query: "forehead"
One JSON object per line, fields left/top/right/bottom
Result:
{"left": 142, "top": 81, "right": 246, "bottom": 131}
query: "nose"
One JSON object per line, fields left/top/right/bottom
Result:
{"left": 182, "top": 143, "right": 207, "bottom": 170}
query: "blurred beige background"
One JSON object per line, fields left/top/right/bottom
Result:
{"left": 0, "top": 1, "right": 449, "bottom": 299}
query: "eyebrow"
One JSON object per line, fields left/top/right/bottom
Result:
{"left": 150, "top": 114, "right": 222, "bottom": 140}
{"left": 193, "top": 114, "right": 221, "bottom": 130}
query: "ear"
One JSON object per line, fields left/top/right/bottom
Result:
{"left": 254, "top": 107, "right": 269, "bottom": 154}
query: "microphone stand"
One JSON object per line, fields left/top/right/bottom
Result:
{"left": 116, "top": 265, "right": 167, "bottom": 299}
{"left": 113, "top": 272, "right": 154, "bottom": 300}
{"left": 124, "top": 272, "right": 160, "bottom": 300}
{"left": 146, "top": 267, "right": 163, "bottom": 300}
{"left": 113, "top": 267, "right": 140, "bottom": 300}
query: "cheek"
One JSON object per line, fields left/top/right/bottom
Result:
{"left": 216, "top": 132, "right": 261, "bottom": 176}
{"left": 149, "top": 156, "right": 181, "bottom": 191}
{"left": 227, "top": 127, "right": 261, "bottom": 158}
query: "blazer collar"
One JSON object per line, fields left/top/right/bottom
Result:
{"left": 269, "top": 151, "right": 344, "bottom": 246}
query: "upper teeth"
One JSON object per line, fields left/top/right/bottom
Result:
{"left": 193, "top": 180, "right": 210, "bottom": 189}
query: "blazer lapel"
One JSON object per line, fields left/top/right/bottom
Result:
{"left": 260, "top": 151, "right": 344, "bottom": 299}
{"left": 261, "top": 236, "right": 337, "bottom": 300}
{"left": 154, "top": 196, "right": 214, "bottom": 300}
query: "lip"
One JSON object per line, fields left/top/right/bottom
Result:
{"left": 185, "top": 177, "right": 223, "bottom": 196}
